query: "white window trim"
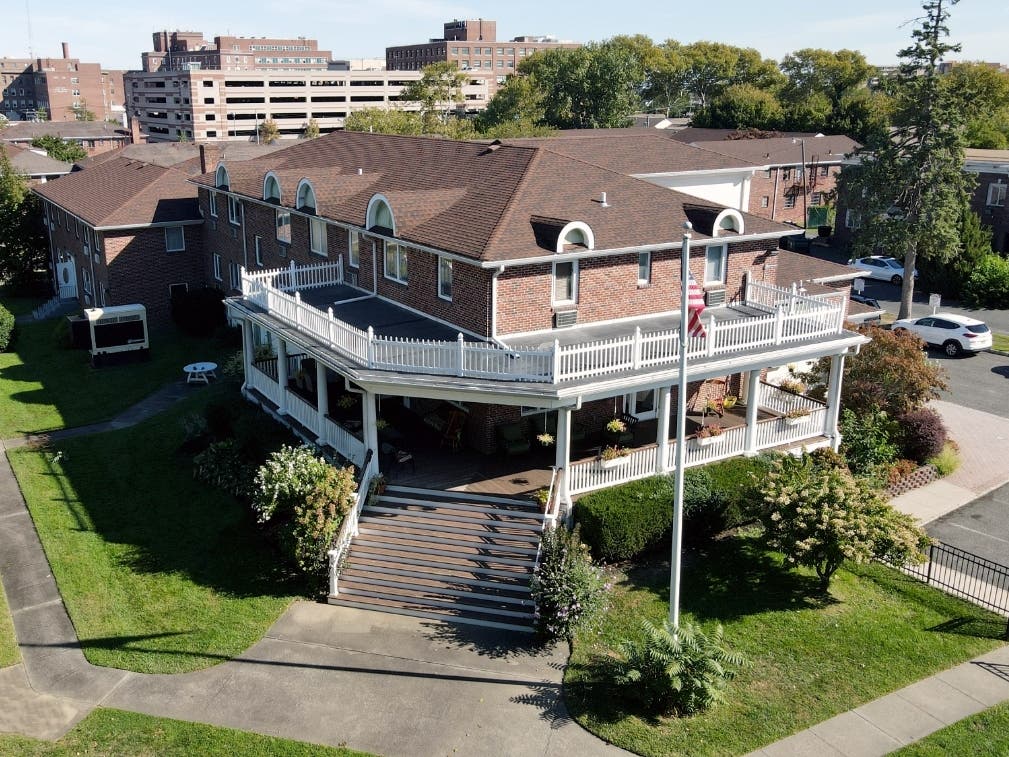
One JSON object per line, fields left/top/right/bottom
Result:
{"left": 165, "top": 226, "right": 185, "bottom": 253}
{"left": 208, "top": 190, "right": 218, "bottom": 218}
{"left": 309, "top": 217, "right": 328, "bottom": 256}
{"left": 704, "top": 243, "right": 727, "bottom": 285}
{"left": 637, "top": 251, "right": 651, "bottom": 286}
{"left": 383, "top": 241, "right": 408, "bottom": 284}
{"left": 438, "top": 256, "right": 453, "bottom": 301}
{"left": 987, "top": 182, "right": 1007, "bottom": 207}
{"left": 228, "top": 195, "right": 241, "bottom": 225}
{"left": 276, "top": 209, "right": 291, "bottom": 244}
{"left": 213, "top": 253, "right": 222, "bottom": 281}
{"left": 552, "top": 260, "right": 578, "bottom": 305}
{"left": 229, "top": 261, "right": 241, "bottom": 291}
{"left": 845, "top": 209, "right": 861, "bottom": 229}
{"left": 348, "top": 230, "right": 360, "bottom": 268}
{"left": 254, "top": 235, "right": 263, "bottom": 267}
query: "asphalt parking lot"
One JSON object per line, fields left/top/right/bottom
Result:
{"left": 927, "top": 482, "right": 1009, "bottom": 565}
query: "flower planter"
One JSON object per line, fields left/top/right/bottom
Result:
{"left": 695, "top": 435, "right": 722, "bottom": 447}
{"left": 783, "top": 416, "right": 808, "bottom": 427}
{"left": 598, "top": 456, "right": 630, "bottom": 470}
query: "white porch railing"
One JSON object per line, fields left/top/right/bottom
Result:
{"left": 758, "top": 382, "right": 826, "bottom": 415}
{"left": 58, "top": 283, "right": 78, "bottom": 300}
{"left": 285, "top": 389, "right": 318, "bottom": 435}
{"left": 329, "top": 449, "right": 377, "bottom": 596}
{"left": 241, "top": 263, "right": 847, "bottom": 385}
{"left": 324, "top": 416, "right": 366, "bottom": 467}
{"left": 567, "top": 408, "right": 828, "bottom": 496}
{"left": 248, "top": 363, "right": 283, "bottom": 407}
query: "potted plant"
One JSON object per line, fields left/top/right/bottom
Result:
{"left": 533, "top": 487, "right": 551, "bottom": 511}
{"left": 369, "top": 474, "right": 387, "bottom": 501}
{"left": 695, "top": 423, "right": 725, "bottom": 447}
{"left": 605, "top": 418, "right": 627, "bottom": 434}
{"left": 598, "top": 445, "right": 631, "bottom": 469}
{"left": 783, "top": 407, "right": 811, "bottom": 426}
{"left": 778, "top": 378, "right": 807, "bottom": 396}
{"left": 722, "top": 394, "right": 738, "bottom": 411}
{"left": 536, "top": 432, "right": 555, "bottom": 447}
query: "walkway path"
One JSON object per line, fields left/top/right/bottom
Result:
{"left": 2, "top": 387, "right": 1009, "bottom": 755}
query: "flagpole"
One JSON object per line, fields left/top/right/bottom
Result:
{"left": 669, "top": 221, "right": 692, "bottom": 629}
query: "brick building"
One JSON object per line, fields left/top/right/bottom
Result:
{"left": 0, "top": 44, "right": 124, "bottom": 122}
{"left": 386, "top": 18, "right": 579, "bottom": 86}
{"left": 1, "top": 120, "right": 131, "bottom": 157}
{"left": 125, "top": 69, "right": 492, "bottom": 143}
{"left": 141, "top": 31, "right": 334, "bottom": 73}
{"left": 0, "top": 142, "right": 71, "bottom": 183}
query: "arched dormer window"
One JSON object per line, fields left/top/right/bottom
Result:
{"left": 712, "top": 208, "right": 744, "bottom": 237}
{"left": 555, "top": 221, "right": 594, "bottom": 254}
{"left": 296, "top": 179, "right": 317, "bottom": 214}
{"left": 263, "top": 173, "right": 281, "bottom": 204}
{"left": 215, "top": 164, "right": 230, "bottom": 190}
{"left": 366, "top": 194, "right": 395, "bottom": 233}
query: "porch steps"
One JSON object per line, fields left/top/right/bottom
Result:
{"left": 330, "top": 486, "right": 542, "bottom": 633}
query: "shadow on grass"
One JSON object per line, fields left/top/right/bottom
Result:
{"left": 564, "top": 652, "right": 664, "bottom": 727}
{"left": 930, "top": 616, "right": 1009, "bottom": 640}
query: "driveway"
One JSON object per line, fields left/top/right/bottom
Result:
{"left": 926, "top": 482, "right": 1009, "bottom": 566}
{"left": 932, "top": 351, "right": 1009, "bottom": 419}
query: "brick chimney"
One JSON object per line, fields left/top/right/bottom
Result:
{"left": 62, "top": 42, "right": 70, "bottom": 59}
{"left": 128, "top": 116, "right": 144, "bottom": 145}
{"left": 199, "top": 143, "right": 222, "bottom": 174}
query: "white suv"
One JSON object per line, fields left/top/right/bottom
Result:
{"left": 892, "top": 313, "right": 993, "bottom": 356}
{"left": 849, "top": 256, "right": 918, "bottom": 285}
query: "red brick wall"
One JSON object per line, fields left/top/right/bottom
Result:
{"left": 496, "top": 241, "right": 779, "bottom": 336}
{"left": 747, "top": 165, "right": 841, "bottom": 226}
{"left": 972, "top": 172, "right": 1009, "bottom": 254}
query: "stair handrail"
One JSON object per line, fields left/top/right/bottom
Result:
{"left": 329, "top": 448, "right": 376, "bottom": 596}
{"left": 533, "top": 467, "right": 563, "bottom": 578}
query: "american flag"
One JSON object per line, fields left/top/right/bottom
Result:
{"left": 686, "top": 273, "right": 706, "bottom": 338}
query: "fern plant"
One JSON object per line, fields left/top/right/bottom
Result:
{"left": 616, "top": 619, "right": 746, "bottom": 715}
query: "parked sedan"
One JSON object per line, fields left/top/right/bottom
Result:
{"left": 892, "top": 313, "right": 993, "bottom": 356}
{"left": 848, "top": 256, "right": 918, "bottom": 285}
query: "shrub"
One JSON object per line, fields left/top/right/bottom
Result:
{"left": 576, "top": 477, "right": 674, "bottom": 562}
{"left": 193, "top": 439, "right": 254, "bottom": 499}
{"left": 839, "top": 407, "right": 900, "bottom": 477}
{"left": 808, "top": 446, "right": 848, "bottom": 473}
{"left": 899, "top": 407, "right": 948, "bottom": 463}
{"left": 171, "top": 286, "right": 226, "bottom": 337}
{"left": 203, "top": 396, "right": 244, "bottom": 440}
{"left": 286, "top": 464, "right": 356, "bottom": 576}
{"left": 754, "top": 455, "right": 930, "bottom": 590}
{"left": 0, "top": 303, "right": 14, "bottom": 351}
{"left": 615, "top": 619, "right": 746, "bottom": 716}
{"left": 886, "top": 459, "right": 919, "bottom": 487}
{"left": 705, "top": 454, "right": 778, "bottom": 526}
{"left": 681, "top": 468, "right": 726, "bottom": 542}
{"left": 962, "top": 254, "right": 1009, "bottom": 309}
{"left": 530, "top": 525, "right": 607, "bottom": 641}
{"left": 252, "top": 444, "right": 333, "bottom": 524}
{"left": 928, "top": 442, "right": 961, "bottom": 476}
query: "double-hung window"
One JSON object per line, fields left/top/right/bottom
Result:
{"left": 229, "top": 261, "right": 240, "bottom": 291}
{"left": 213, "top": 253, "right": 222, "bottom": 281}
{"left": 704, "top": 243, "right": 726, "bottom": 285}
{"left": 348, "top": 231, "right": 360, "bottom": 267}
{"left": 553, "top": 260, "right": 577, "bottom": 305}
{"left": 988, "top": 183, "right": 1007, "bottom": 207}
{"left": 384, "top": 241, "right": 408, "bottom": 283}
{"left": 228, "top": 195, "right": 241, "bottom": 225}
{"left": 165, "top": 225, "right": 185, "bottom": 253}
{"left": 276, "top": 209, "right": 291, "bottom": 244}
{"left": 637, "top": 252, "right": 651, "bottom": 286}
{"left": 254, "top": 235, "right": 263, "bottom": 266}
{"left": 438, "top": 257, "right": 453, "bottom": 300}
{"left": 208, "top": 191, "right": 218, "bottom": 218}
{"left": 309, "top": 217, "right": 327, "bottom": 255}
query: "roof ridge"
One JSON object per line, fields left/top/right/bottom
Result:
{"left": 480, "top": 146, "right": 544, "bottom": 256}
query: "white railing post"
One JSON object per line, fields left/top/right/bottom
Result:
{"left": 367, "top": 326, "right": 375, "bottom": 368}
{"left": 337, "top": 255, "right": 344, "bottom": 285}
{"left": 316, "top": 360, "right": 329, "bottom": 447}
{"left": 555, "top": 407, "right": 572, "bottom": 512}
{"left": 773, "top": 307, "right": 784, "bottom": 344}
{"left": 632, "top": 327, "right": 642, "bottom": 369}
{"left": 744, "top": 371, "right": 761, "bottom": 455}
{"left": 656, "top": 384, "right": 672, "bottom": 473}
{"left": 707, "top": 317, "right": 717, "bottom": 357}
{"left": 289, "top": 260, "right": 297, "bottom": 291}
{"left": 294, "top": 291, "right": 303, "bottom": 327}
{"left": 457, "top": 333, "right": 465, "bottom": 377}
{"left": 551, "top": 339, "right": 561, "bottom": 383}
{"left": 327, "top": 307, "right": 336, "bottom": 346}
{"left": 824, "top": 353, "right": 846, "bottom": 451}
{"left": 276, "top": 338, "right": 288, "bottom": 415}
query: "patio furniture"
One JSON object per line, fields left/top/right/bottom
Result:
{"left": 497, "top": 422, "right": 531, "bottom": 456}
{"left": 183, "top": 361, "right": 217, "bottom": 385}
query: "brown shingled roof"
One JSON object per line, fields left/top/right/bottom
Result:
{"left": 775, "top": 250, "right": 862, "bottom": 286}
{"left": 688, "top": 135, "right": 860, "bottom": 166}
{"left": 193, "top": 131, "right": 794, "bottom": 264}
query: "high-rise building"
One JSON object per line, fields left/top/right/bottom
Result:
{"left": 142, "top": 31, "right": 335, "bottom": 72}
{"left": 0, "top": 44, "right": 124, "bottom": 122}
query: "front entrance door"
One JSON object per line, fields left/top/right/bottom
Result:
{"left": 56, "top": 253, "right": 77, "bottom": 299}
{"left": 626, "top": 389, "right": 657, "bottom": 420}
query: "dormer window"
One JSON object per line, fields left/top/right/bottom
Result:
{"left": 215, "top": 164, "right": 229, "bottom": 190}
{"left": 712, "top": 208, "right": 744, "bottom": 237}
{"left": 296, "top": 180, "right": 317, "bottom": 214}
{"left": 366, "top": 195, "right": 395, "bottom": 233}
{"left": 263, "top": 173, "right": 281, "bottom": 204}
{"left": 555, "top": 221, "right": 594, "bottom": 253}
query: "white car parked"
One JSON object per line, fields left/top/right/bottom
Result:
{"left": 892, "top": 313, "right": 993, "bottom": 356}
{"left": 848, "top": 256, "right": 918, "bottom": 285}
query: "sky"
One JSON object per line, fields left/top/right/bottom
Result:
{"left": 1, "top": 0, "right": 1006, "bottom": 71}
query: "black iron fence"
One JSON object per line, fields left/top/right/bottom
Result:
{"left": 891, "top": 541, "right": 1009, "bottom": 638}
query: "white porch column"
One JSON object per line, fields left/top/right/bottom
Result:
{"left": 743, "top": 370, "right": 761, "bottom": 455}
{"left": 276, "top": 338, "right": 288, "bottom": 415}
{"left": 824, "top": 353, "right": 846, "bottom": 451}
{"left": 655, "top": 385, "right": 672, "bottom": 473}
{"left": 315, "top": 361, "right": 329, "bottom": 446}
{"left": 554, "top": 407, "right": 572, "bottom": 513}
{"left": 361, "top": 390, "right": 379, "bottom": 459}
{"left": 241, "top": 318, "right": 254, "bottom": 393}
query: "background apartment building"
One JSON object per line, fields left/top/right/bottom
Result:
{"left": 142, "top": 31, "right": 335, "bottom": 72}
{"left": 125, "top": 69, "right": 492, "bottom": 143}
{"left": 386, "top": 19, "right": 579, "bottom": 87}
{"left": 0, "top": 44, "right": 124, "bottom": 122}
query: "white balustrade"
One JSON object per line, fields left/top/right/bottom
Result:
{"left": 248, "top": 364, "right": 283, "bottom": 407}
{"left": 324, "top": 416, "right": 366, "bottom": 466}
{"left": 285, "top": 389, "right": 321, "bottom": 436}
{"left": 758, "top": 382, "right": 826, "bottom": 415}
{"left": 567, "top": 445, "right": 660, "bottom": 495}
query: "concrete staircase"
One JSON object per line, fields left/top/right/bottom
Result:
{"left": 329, "top": 486, "right": 543, "bottom": 632}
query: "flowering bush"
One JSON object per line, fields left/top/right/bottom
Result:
{"left": 193, "top": 439, "right": 253, "bottom": 499}
{"left": 753, "top": 455, "right": 930, "bottom": 590}
{"left": 615, "top": 619, "right": 746, "bottom": 715}
{"left": 783, "top": 407, "right": 811, "bottom": 420}
{"left": 531, "top": 525, "right": 607, "bottom": 641}
{"left": 252, "top": 445, "right": 331, "bottom": 524}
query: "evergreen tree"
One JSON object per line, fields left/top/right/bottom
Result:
{"left": 837, "top": 0, "right": 973, "bottom": 319}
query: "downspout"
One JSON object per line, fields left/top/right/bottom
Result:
{"left": 771, "top": 167, "right": 779, "bottom": 221}
{"left": 45, "top": 205, "right": 57, "bottom": 296}
{"left": 489, "top": 264, "right": 507, "bottom": 347}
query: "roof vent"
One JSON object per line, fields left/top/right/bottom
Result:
{"left": 600, "top": 192, "right": 609, "bottom": 208}
{"left": 356, "top": 168, "right": 363, "bottom": 175}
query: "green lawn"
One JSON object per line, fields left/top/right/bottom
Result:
{"left": 993, "top": 332, "right": 1009, "bottom": 353}
{"left": 0, "top": 315, "right": 234, "bottom": 438}
{"left": 7, "top": 384, "right": 304, "bottom": 673}
{"left": 892, "top": 701, "right": 1009, "bottom": 756}
{"left": 0, "top": 580, "right": 19, "bottom": 668}
{"left": 565, "top": 535, "right": 1005, "bottom": 757}
{"left": 0, "top": 708, "right": 372, "bottom": 756}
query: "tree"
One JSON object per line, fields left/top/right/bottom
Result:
{"left": 779, "top": 48, "right": 875, "bottom": 107}
{"left": 837, "top": 0, "right": 973, "bottom": 320}
{"left": 67, "top": 100, "right": 96, "bottom": 121}
{"left": 302, "top": 118, "right": 320, "bottom": 139}
{"left": 801, "top": 324, "right": 949, "bottom": 417}
{"left": 0, "top": 146, "right": 48, "bottom": 285}
{"left": 400, "top": 61, "right": 467, "bottom": 132}
{"left": 30, "top": 135, "right": 87, "bottom": 164}
{"left": 257, "top": 118, "right": 280, "bottom": 144}
{"left": 643, "top": 41, "right": 691, "bottom": 117}
{"left": 921, "top": 203, "right": 993, "bottom": 297}
{"left": 942, "top": 63, "right": 1009, "bottom": 149}
{"left": 692, "top": 84, "right": 783, "bottom": 130}
{"left": 680, "top": 41, "right": 784, "bottom": 107}
{"left": 345, "top": 108, "right": 425, "bottom": 136}
{"left": 34, "top": 108, "right": 48, "bottom": 121}
{"left": 827, "top": 88, "right": 893, "bottom": 144}
{"left": 754, "top": 455, "right": 930, "bottom": 590}
{"left": 780, "top": 91, "right": 833, "bottom": 132}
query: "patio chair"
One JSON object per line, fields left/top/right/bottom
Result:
{"left": 497, "top": 422, "right": 531, "bottom": 456}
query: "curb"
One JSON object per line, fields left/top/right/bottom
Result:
{"left": 988, "top": 348, "right": 1009, "bottom": 357}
